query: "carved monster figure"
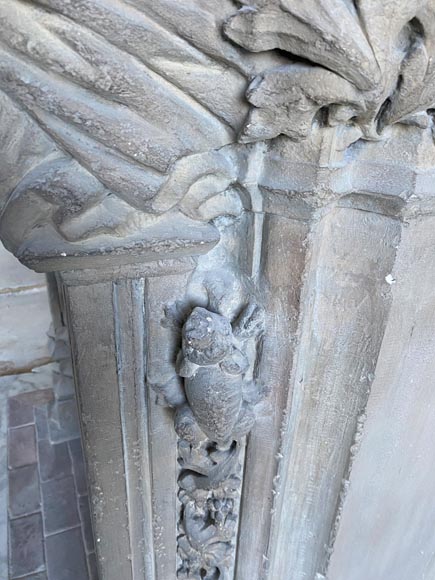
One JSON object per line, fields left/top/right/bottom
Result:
{"left": 173, "top": 302, "right": 264, "bottom": 580}
{"left": 175, "top": 305, "right": 263, "bottom": 447}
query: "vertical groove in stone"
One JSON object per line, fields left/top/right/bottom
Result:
{"left": 112, "top": 278, "right": 156, "bottom": 580}
{"left": 145, "top": 273, "right": 190, "bottom": 579}
{"left": 235, "top": 215, "right": 310, "bottom": 580}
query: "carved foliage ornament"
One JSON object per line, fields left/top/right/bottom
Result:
{"left": 224, "top": 0, "right": 435, "bottom": 143}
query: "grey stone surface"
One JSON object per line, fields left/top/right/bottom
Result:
{"left": 224, "top": 1, "right": 435, "bottom": 145}
{"left": 9, "top": 464, "right": 41, "bottom": 518}
{"left": 8, "top": 425, "right": 37, "bottom": 469}
{"left": 1, "top": 1, "right": 435, "bottom": 579}
{"left": 0, "top": 244, "right": 52, "bottom": 378}
{"left": 87, "top": 552, "right": 99, "bottom": 580}
{"left": 5, "top": 383, "right": 96, "bottom": 579}
{"left": 38, "top": 440, "right": 72, "bottom": 482}
{"left": 68, "top": 439, "right": 88, "bottom": 497}
{"left": 0, "top": 366, "right": 55, "bottom": 579}
{"left": 47, "top": 399, "right": 80, "bottom": 443}
{"left": 0, "top": 290, "right": 52, "bottom": 376}
{"left": 34, "top": 406, "right": 49, "bottom": 441}
{"left": 78, "top": 495, "right": 95, "bottom": 554}
{"left": 9, "top": 513, "right": 45, "bottom": 578}
{"left": 45, "top": 527, "right": 88, "bottom": 580}
{"left": 41, "top": 476, "right": 80, "bottom": 535}
{"left": 0, "top": 242, "right": 44, "bottom": 293}
{"left": 8, "top": 390, "right": 53, "bottom": 429}
{"left": 328, "top": 215, "right": 435, "bottom": 580}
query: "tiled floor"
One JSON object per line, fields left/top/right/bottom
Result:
{"left": 1, "top": 242, "right": 97, "bottom": 580}
{"left": 7, "top": 389, "right": 97, "bottom": 580}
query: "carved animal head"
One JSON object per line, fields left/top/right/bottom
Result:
{"left": 182, "top": 307, "right": 233, "bottom": 366}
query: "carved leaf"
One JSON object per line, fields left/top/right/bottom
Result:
{"left": 225, "top": 0, "right": 435, "bottom": 144}
{"left": 385, "top": 4, "right": 435, "bottom": 124}
{"left": 225, "top": 0, "right": 380, "bottom": 90}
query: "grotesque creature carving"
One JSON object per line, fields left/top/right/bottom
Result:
{"left": 167, "top": 302, "right": 264, "bottom": 579}
{"left": 175, "top": 305, "right": 263, "bottom": 447}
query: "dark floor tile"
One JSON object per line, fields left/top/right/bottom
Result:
{"left": 52, "top": 363, "right": 75, "bottom": 400}
{"left": 8, "top": 390, "right": 53, "bottom": 428}
{"left": 78, "top": 495, "right": 95, "bottom": 554}
{"left": 87, "top": 552, "right": 99, "bottom": 580}
{"left": 38, "top": 440, "right": 72, "bottom": 482}
{"left": 9, "top": 425, "right": 37, "bottom": 469}
{"left": 46, "top": 528, "right": 89, "bottom": 580}
{"left": 41, "top": 476, "right": 80, "bottom": 535}
{"left": 9, "top": 464, "right": 41, "bottom": 518}
{"left": 9, "top": 513, "right": 45, "bottom": 578}
{"left": 68, "top": 439, "right": 88, "bottom": 496}
{"left": 8, "top": 396, "right": 34, "bottom": 429}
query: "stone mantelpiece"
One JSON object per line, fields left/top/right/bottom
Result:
{"left": 1, "top": 2, "right": 435, "bottom": 579}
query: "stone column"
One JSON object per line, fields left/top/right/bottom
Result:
{"left": 1, "top": 2, "right": 435, "bottom": 579}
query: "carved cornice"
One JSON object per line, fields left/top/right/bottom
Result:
{"left": 225, "top": 0, "right": 435, "bottom": 145}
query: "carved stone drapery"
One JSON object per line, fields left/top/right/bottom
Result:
{"left": 1, "top": 2, "right": 435, "bottom": 579}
